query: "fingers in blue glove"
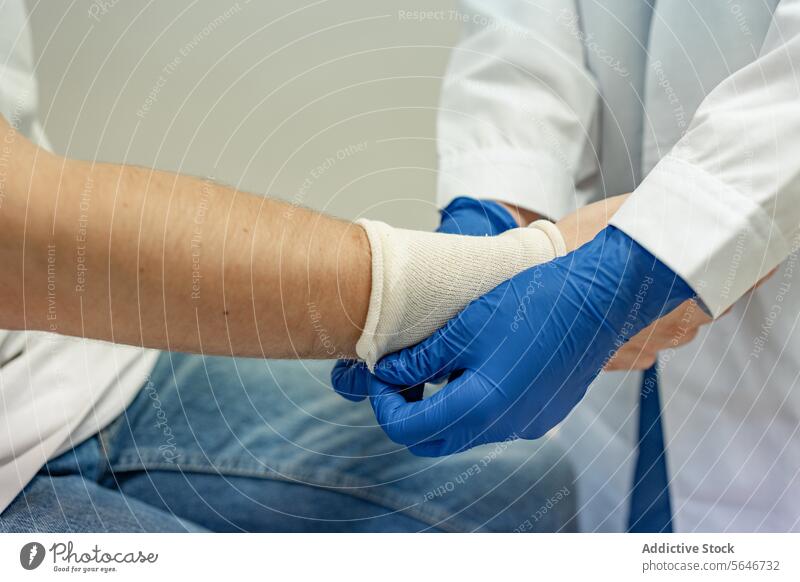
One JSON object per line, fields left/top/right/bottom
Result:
{"left": 331, "top": 359, "right": 426, "bottom": 403}
{"left": 330, "top": 359, "right": 371, "bottom": 402}
{"left": 374, "top": 325, "right": 463, "bottom": 387}
{"left": 368, "top": 370, "right": 513, "bottom": 457}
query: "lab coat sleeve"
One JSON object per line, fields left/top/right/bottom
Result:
{"left": 436, "top": 0, "right": 598, "bottom": 220}
{"left": 611, "top": 0, "right": 800, "bottom": 318}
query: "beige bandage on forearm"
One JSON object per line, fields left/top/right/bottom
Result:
{"left": 355, "top": 219, "right": 566, "bottom": 368}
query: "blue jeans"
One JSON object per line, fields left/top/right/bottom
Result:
{"left": 1, "top": 353, "right": 576, "bottom": 532}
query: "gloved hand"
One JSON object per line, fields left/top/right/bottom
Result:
{"left": 436, "top": 196, "right": 519, "bottom": 237}
{"left": 331, "top": 197, "right": 517, "bottom": 401}
{"left": 369, "top": 226, "right": 695, "bottom": 456}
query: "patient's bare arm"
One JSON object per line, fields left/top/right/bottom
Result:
{"left": 0, "top": 118, "right": 370, "bottom": 358}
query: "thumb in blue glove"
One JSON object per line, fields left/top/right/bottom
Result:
{"left": 370, "top": 226, "right": 694, "bottom": 456}
{"left": 330, "top": 197, "right": 518, "bottom": 402}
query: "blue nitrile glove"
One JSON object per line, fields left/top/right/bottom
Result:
{"left": 369, "top": 226, "right": 695, "bottom": 457}
{"left": 436, "top": 196, "right": 519, "bottom": 236}
{"left": 330, "top": 197, "right": 517, "bottom": 402}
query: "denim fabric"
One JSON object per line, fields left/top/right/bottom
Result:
{"left": 0, "top": 438, "right": 203, "bottom": 532}
{"left": 1, "top": 353, "right": 576, "bottom": 532}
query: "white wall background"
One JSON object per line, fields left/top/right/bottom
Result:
{"left": 26, "top": 0, "right": 461, "bottom": 230}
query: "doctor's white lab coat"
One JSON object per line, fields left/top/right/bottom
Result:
{"left": 438, "top": 0, "right": 799, "bottom": 531}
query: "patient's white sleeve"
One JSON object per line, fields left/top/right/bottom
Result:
{"left": 355, "top": 219, "right": 566, "bottom": 368}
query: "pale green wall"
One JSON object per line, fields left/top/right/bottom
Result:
{"left": 27, "top": 0, "right": 462, "bottom": 230}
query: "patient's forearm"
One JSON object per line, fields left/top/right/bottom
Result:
{"left": 0, "top": 125, "right": 370, "bottom": 358}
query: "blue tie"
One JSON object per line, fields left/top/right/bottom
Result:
{"left": 628, "top": 364, "right": 673, "bottom": 532}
